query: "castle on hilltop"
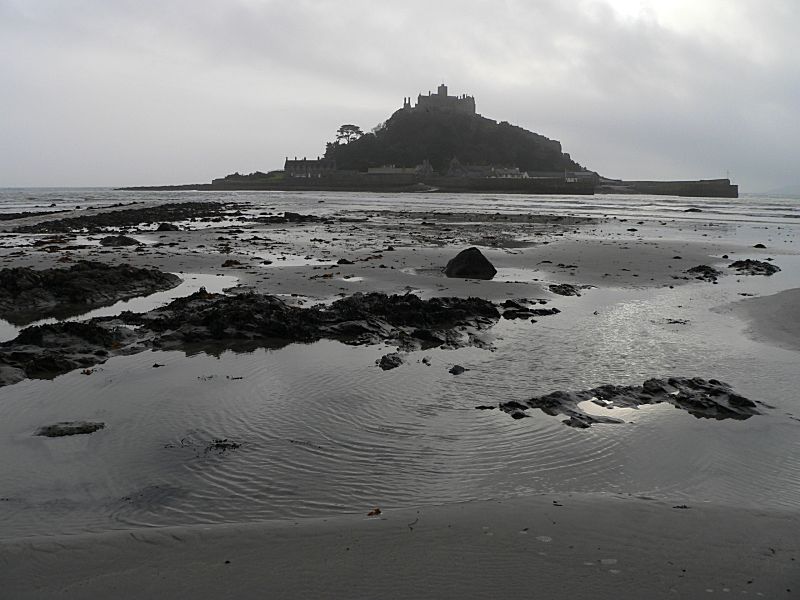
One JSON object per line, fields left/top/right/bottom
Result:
{"left": 402, "top": 84, "right": 476, "bottom": 115}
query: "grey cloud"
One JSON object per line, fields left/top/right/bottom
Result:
{"left": 0, "top": 0, "right": 797, "bottom": 190}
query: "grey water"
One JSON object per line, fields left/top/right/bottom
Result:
{"left": 0, "top": 188, "right": 799, "bottom": 539}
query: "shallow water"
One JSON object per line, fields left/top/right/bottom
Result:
{"left": 1, "top": 189, "right": 799, "bottom": 539}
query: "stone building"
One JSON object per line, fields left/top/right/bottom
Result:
{"left": 402, "top": 84, "right": 476, "bottom": 115}
{"left": 284, "top": 156, "right": 336, "bottom": 178}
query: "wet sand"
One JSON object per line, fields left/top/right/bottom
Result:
{"left": 1, "top": 194, "right": 799, "bottom": 597}
{"left": 728, "top": 288, "right": 800, "bottom": 352}
{"left": 2, "top": 493, "right": 797, "bottom": 599}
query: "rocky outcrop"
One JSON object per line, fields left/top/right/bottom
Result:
{"left": 0, "top": 291, "right": 501, "bottom": 387}
{"left": 13, "top": 201, "right": 236, "bottom": 234}
{"left": 0, "top": 261, "right": 181, "bottom": 325}
{"left": 686, "top": 265, "right": 722, "bottom": 283}
{"left": 444, "top": 247, "right": 497, "bottom": 280}
{"left": 729, "top": 259, "right": 780, "bottom": 276}
{"left": 496, "top": 378, "right": 764, "bottom": 428}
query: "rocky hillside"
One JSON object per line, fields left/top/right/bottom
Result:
{"left": 325, "top": 108, "right": 585, "bottom": 173}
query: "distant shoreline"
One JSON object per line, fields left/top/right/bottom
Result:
{"left": 118, "top": 174, "right": 738, "bottom": 197}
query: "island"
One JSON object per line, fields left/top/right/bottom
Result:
{"left": 124, "top": 84, "right": 738, "bottom": 198}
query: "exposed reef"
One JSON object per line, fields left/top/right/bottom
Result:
{"left": 496, "top": 378, "right": 764, "bottom": 428}
{"left": 0, "top": 291, "right": 503, "bottom": 387}
{"left": 729, "top": 259, "right": 781, "bottom": 276}
{"left": 12, "top": 202, "right": 237, "bottom": 234}
{"left": 0, "top": 261, "right": 181, "bottom": 325}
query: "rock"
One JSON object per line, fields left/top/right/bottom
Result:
{"left": 156, "top": 222, "right": 181, "bottom": 232}
{"left": 753, "top": 243, "right": 766, "bottom": 249}
{"left": 686, "top": 265, "right": 722, "bottom": 282}
{"left": 1, "top": 291, "right": 500, "bottom": 387}
{"left": 379, "top": 353, "right": 403, "bottom": 370}
{"left": 100, "top": 235, "right": 140, "bottom": 247}
{"left": 684, "top": 207, "right": 702, "bottom": 212}
{"left": 35, "top": 421, "right": 105, "bottom": 437}
{"left": 14, "top": 202, "right": 233, "bottom": 234}
{"left": 337, "top": 258, "right": 354, "bottom": 265}
{"left": 475, "top": 405, "right": 495, "bottom": 410}
{"left": 498, "top": 377, "right": 764, "bottom": 428}
{"left": 729, "top": 259, "right": 780, "bottom": 276}
{"left": 449, "top": 365, "right": 467, "bottom": 375}
{"left": 221, "top": 259, "right": 242, "bottom": 268}
{"left": 549, "top": 284, "right": 581, "bottom": 296}
{"left": 444, "top": 247, "right": 497, "bottom": 280}
{"left": 0, "top": 261, "right": 181, "bottom": 324}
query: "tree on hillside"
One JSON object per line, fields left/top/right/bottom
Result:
{"left": 335, "top": 124, "right": 364, "bottom": 144}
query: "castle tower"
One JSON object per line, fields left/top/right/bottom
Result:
{"left": 437, "top": 83, "right": 448, "bottom": 96}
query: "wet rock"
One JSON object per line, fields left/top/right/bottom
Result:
{"left": 35, "top": 421, "right": 105, "bottom": 437}
{"left": 444, "top": 247, "right": 497, "bottom": 280}
{"left": 221, "top": 259, "right": 242, "bottom": 268}
{"left": 0, "top": 261, "right": 181, "bottom": 324}
{"left": 449, "top": 365, "right": 467, "bottom": 375}
{"left": 753, "top": 243, "right": 766, "bottom": 249}
{"left": 253, "top": 212, "right": 322, "bottom": 224}
{"left": 686, "top": 265, "right": 722, "bottom": 283}
{"left": 337, "top": 258, "right": 354, "bottom": 265}
{"left": 475, "top": 405, "right": 495, "bottom": 410}
{"left": 684, "top": 207, "right": 702, "bottom": 212}
{"left": 549, "top": 284, "right": 581, "bottom": 296}
{"left": 100, "top": 235, "right": 140, "bottom": 247}
{"left": 498, "top": 377, "right": 764, "bottom": 428}
{"left": 729, "top": 259, "right": 780, "bottom": 276}
{"left": 156, "top": 222, "right": 181, "bottom": 232}
{"left": 0, "top": 291, "right": 500, "bottom": 387}
{"left": 379, "top": 353, "right": 403, "bottom": 370}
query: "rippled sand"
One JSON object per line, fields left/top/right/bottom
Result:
{"left": 1, "top": 189, "right": 799, "bottom": 597}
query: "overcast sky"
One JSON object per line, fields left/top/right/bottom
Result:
{"left": 1, "top": 0, "right": 797, "bottom": 191}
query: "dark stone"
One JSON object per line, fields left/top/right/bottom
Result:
{"left": 475, "top": 405, "right": 495, "bottom": 410}
{"left": 35, "top": 421, "right": 105, "bottom": 437}
{"left": 449, "top": 365, "right": 467, "bottom": 375}
{"left": 444, "top": 247, "right": 497, "bottom": 280}
{"left": 684, "top": 208, "right": 702, "bottom": 212}
{"left": 337, "top": 258, "right": 354, "bottom": 265}
{"left": 379, "top": 353, "right": 403, "bottom": 370}
{"left": 100, "top": 235, "right": 140, "bottom": 247}
{"left": 221, "top": 259, "right": 242, "bottom": 268}
{"left": 753, "top": 243, "right": 766, "bottom": 249}
{"left": 156, "top": 222, "right": 181, "bottom": 232}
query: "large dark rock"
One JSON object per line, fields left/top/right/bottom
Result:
{"left": 156, "top": 222, "right": 181, "bottom": 232}
{"left": 444, "top": 247, "right": 497, "bottom": 280}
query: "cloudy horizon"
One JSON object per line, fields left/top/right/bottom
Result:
{"left": 1, "top": 0, "right": 798, "bottom": 192}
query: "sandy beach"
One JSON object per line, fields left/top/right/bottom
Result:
{"left": 0, "top": 190, "right": 799, "bottom": 598}
{"left": 2, "top": 493, "right": 798, "bottom": 599}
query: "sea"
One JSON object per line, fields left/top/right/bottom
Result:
{"left": 0, "top": 188, "right": 798, "bottom": 539}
